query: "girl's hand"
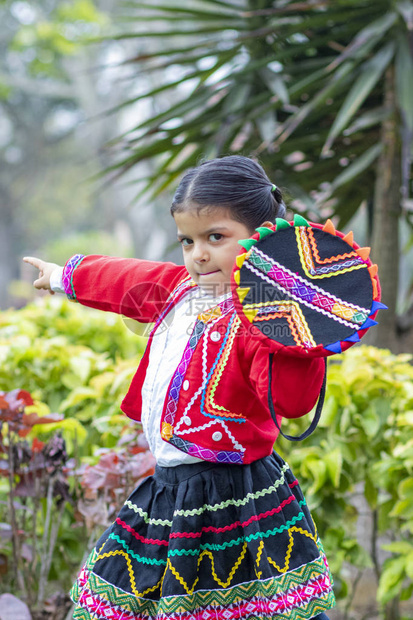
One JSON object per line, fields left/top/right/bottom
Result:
{"left": 23, "top": 256, "right": 61, "bottom": 295}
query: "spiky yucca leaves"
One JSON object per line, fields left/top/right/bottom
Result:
{"left": 104, "top": 0, "right": 412, "bottom": 349}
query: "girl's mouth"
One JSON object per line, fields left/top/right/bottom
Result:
{"left": 198, "top": 270, "right": 219, "bottom": 276}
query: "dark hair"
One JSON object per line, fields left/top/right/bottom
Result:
{"left": 170, "top": 155, "right": 286, "bottom": 231}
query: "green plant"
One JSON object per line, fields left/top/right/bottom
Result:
{"left": 1, "top": 300, "right": 412, "bottom": 618}
{"left": 0, "top": 298, "right": 152, "bottom": 614}
{"left": 277, "top": 345, "right": 413, "bottom": 619}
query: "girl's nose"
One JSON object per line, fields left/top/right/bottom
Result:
{"left": 193, "top": 243, "right": 209, "bottom": 262}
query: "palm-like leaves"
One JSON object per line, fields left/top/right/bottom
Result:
{"left": 104, "top": 0, "right": 411, "bottom": 231}
{"left": 98, "top": 0, "right": 413, "bottom": 348}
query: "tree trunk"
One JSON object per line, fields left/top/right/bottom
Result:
{"left": 368, "top": 66, "right": 401, "bottom": 351}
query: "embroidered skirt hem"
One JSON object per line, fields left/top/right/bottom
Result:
{"left": 70, "top": 453, "right": 335, "bottom": 620}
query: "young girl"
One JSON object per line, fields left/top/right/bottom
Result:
{"left": 24, "top": 156, "right": 335, "bottom": 620}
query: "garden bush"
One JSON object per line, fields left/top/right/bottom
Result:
{"left": 0, "top": 298, "right": 412, "bottom": 619}
{"left": 277, "top": 346, "right": 413, "bottom": 618}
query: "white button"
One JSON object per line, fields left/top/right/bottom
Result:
{"left": 183, "top": 416, "right": 192, "bottom": 426}
{"left": 212, "top": 431, "right": 222, "bottom": 441}
{"left": 182, "top": 380, "right": 190, "bottom": 391}
{"left": 210, "top": 331, "right": 221, "bottom": 342}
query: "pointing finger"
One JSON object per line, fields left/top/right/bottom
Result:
{"left": 23, "top": 256, "right": 45, "bottom": 270}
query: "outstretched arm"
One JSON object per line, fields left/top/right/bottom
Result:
{"left": 23, "top": 257, "right": 61, "bottom": 295}
{"left": 24, "top": 253, "right": 190, "bottom": 323}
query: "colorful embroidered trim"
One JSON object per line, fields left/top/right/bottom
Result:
{"left": 172, "top": 461, "right": 291, "bottom": 516}
{"left": 113, "top": 500, "right": 308, "bottom": 557}
{"left": 149, "top": 275, "right": 195, "bottom": 337}
{"left": 169, "top": 434, "right": 244, "bottom": 464}
{"left": 245, "top": 300, "right": 316, "bottom": 349}
{"left": 160, "top": 293, "right": 245, "bottom": 464}
{"left": 296, "top": 226, "right": 365, "bottom": 277}
{"left": 71, "top": 545, "right": 334, "bottom": 620}
{"left": 246, "top": 246, "right": 370, "bottom": 328}
{"left": 201, "top": 312, "right": 246, "bottom": 422}
{"left": 163, "top": 319, "right": 206, "bottom": 432}
{"left": 62, "top": 254, "right": 85, "bottom": 300}
{"left": 176, "top": 419, "right": 245, "bottom": 454}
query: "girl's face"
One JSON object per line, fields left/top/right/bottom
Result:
{"left": 174, "top": 206, "right": 253, "bottom": 296}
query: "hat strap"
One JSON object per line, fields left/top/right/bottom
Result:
{"left": 267, "top": 354, "right": 327, "bottom": 442}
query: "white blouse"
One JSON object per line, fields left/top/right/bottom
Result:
{"left": 51, "top": 267, "right": 230, "bottom": 467}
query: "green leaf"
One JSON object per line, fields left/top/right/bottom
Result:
{"left": 119, "top": 2, "right": 241, "bottom": 19}
{"left": 59, "top": 387, "right": 98, "bottom": 412}
{"left": 396, "top": 0, "right": 413, "bottom": 26}
{"left": 331, "top": 143, "right": 383, "bottom": 190}
{"left": 326, "top": 11, "right": 397, "bottom": 71}
{"left": 276, "top": 61, "right": 355, "bottom": 146}
{"left": 343, "top": 107, "right": 391, "bottom": 136}
{"left": 323, "top": 42, "right": 395, "bottom": 153}
{"left": 259, "top": 69, "right": 289, "bottom": 104}
{"left": 398, "top": 477, "right": 413, "bottom": 500}
{"left": 381, "top": 541, "right": 413, "bottom": 555}
{"left": 324, "top": 448, "right": 342, "bottom": 488}
{"left": 69, "top": 355, "right": 92, "bottom": 383}
{"left": 406, "top": 551, "right": 413, "bottom": 580}
{"left": 395, "top": 35, "right": 413, "bottom": 130}
{"left": 360, "top": 406, "right": 381, "bottom": 438}
{"left": 305, "top": 457, "right": 327, "bottom": 494}
{"left": 401, "top": 580, "right": 413, "bottom": 601}
{"left": 32, "top": 417, "right": 88, "bottom": 451}
{"left": 377, "top": 556, "right": 406, "bottom": 604}
{"left": 390, "top": 499, "right": 413, "bottom": 519}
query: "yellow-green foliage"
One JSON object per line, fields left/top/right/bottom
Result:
{"left": 278, "top": 346, "right": 413, "bottom": 607}
{"left": 0, "top": 297, "right": 147, "bottom": 454}
{"left": 1, "top": 299, "right": 412, "bottom": 612}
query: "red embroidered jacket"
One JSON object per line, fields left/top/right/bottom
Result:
{"left": 63, "top": 254, "right": 325, "bottom": 464}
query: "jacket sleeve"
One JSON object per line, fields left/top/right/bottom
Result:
{"left": 249, "top": 344, "right": 325, "bottom": 419}
{"left": 62, "top": 254, "right": 189, "bottom": 323}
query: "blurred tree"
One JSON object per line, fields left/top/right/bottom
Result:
{"left": 103, "top": 0, "right": 413, "bottom": 352}
{"left": 0, "top": 0, "right": 147, "bottom": 310}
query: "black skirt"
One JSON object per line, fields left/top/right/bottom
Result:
{"left": 70, "top": 452, "right": 335, "bottom": 619}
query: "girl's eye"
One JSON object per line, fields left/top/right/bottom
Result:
{"left": 209, "top": 233, "right": 223, "bottom": 242}
{"left": 180, "top": 238, "right": 193, "bottom": 247}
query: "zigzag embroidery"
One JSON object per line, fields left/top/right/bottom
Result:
{"left": 297, "top": 226, "right": 362, "bottom": 276}
{"left": 246, "top": 300, "right": 316, "bottom": 348}
{"left": 176, "top": 419, "right": 246, "bottom": 453}
{"left": 200, "top": 312, "right": 246, "bottom": 423}
{"left": 250, "top": 245, "right": 369, "bottom": 317}
{"left": 245, "top": 260, "right": 362, "bottom": 330}
{"left": 125, "top": 464, "right": 295, "bottom": 522}
{"left": 165, "top": 296, "right": 236, "bottom": 437}
{"left": 107, "top": 533, "right": 167, "bottom": 566}
{"left": 95, "top": 549, "right": 164, "bottom": 597}
{"left": 71, "top": 545, "right": 334, "bottom": 620}
{"left": 163, "top": 319, "right": 206, "bottom": 426}
{"left": 174, "top": 320, "right": 215, "bottom": 431}
{"left": 168, "top": 509, "right": 307, "bottom": 557}
{"left": 93, "top": 515, "right": 315, "bottom": 594}
{"left": 176, "top": 418, "right": 218, "bottom": 436}
{"left": 117, "top": 494, "right": 300, "bottom": 546}
{"left": 203, "top": 315, "right": 245, "bottom": 420}
{"left": 168, "top": 542, "right": 248, "bottom": 594}
{"left": 124, "top": 500, "right": 173, "bottom": 527}
{"left": 173, "top": 462, "right": 290, "bottom": 517}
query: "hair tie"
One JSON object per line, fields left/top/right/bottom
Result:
{"left": 271, "top": 184, "right": 277, "bottom": 193}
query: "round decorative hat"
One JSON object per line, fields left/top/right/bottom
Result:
{"left": 231, "top": 215, "right": 386, "bottom": 358}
